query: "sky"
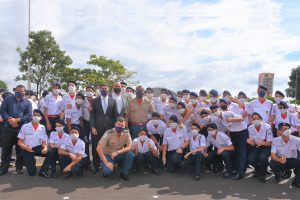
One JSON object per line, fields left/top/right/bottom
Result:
{"left": 0, "top": 0, "right": 300, "bottom": 97}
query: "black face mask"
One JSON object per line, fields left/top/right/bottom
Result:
{"left": 220, "top": 105, "right": 228, "bottom": 110}
{"left": 114, "top": 88, "right": 121, "bottom": 94}
{"left": 136, "top": 91, "right": 144, "bottom": 99}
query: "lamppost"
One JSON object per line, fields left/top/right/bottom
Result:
{"left": 27, "top": 0, "right": 31, "bottom": 90}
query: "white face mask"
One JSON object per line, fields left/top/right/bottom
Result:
{"left": 208, "top": 130, "right": 217, "bottom": 136}
{"left": 139, "top": 135, "right": 147, "bottom": 142}
{"left": 146, "top": 93, "right": 153, "bottom": 99}
{"left": 56, "top": 127, "right": 64, "bottom": 133}
{"left": 213, "top": 111, "right": 221, "bottom": 117}
{"left": 190, "top": 130, "right": 199, "bottom": 137}
{"left": 177, "top": 97, "right": 182, "bottom": 102}
{"left": 160, "top": 94, "right": 167, "bottom": 99}
{"left": 178, "top": 109, "right": 185, "bottom": 114}
{"left": 53, "top": 89, "right": 60, "bottom": 96}
{"left": 152, "top": 119, "right": 159, "bottom": 125}
{"left": 71, "top": 133, "right": 79, "bottom": 140}
{"left": 169, "top": 123, "right": 177, "bottom": 129}
{"left": 275, "top": 97, "right": 282, "bottom": 104}
{"left": 68, "top": 86, "right": 76, "bottom": 93}
{"left": 169, "top": 103, "right": 176, "bottom": 109}
{"left": 183, "top": 95, "right": 190, "bottom": 101}
{"left": 282, "top": 129, "right": 291, "bottom": 137}
{"left": 210, "top": 97, "right": 217, "bottom": 103}
{"left": 239, "top": 98, "right": 245, "bottom": 104}
{"left": 280, "top": 108, "right": 288, "bottom": 114}
{"left": 86, "top": 92, "right": 94, "bottom": 97}
{"left": 32, "top": 116, "right": 41, "bottom": 123}
{"left": 199, "top": 96, "right": 206, "bottom": 101}
{"left": 252, "top": 119, "right": 261, "bottom": 127}
{"left": 203, "top": 116, "right": 211, "bottom": 122}
{"left": 76, "top": 99, "right": 84, "bottom": 105}
{"left": 190, "top": 99, "right": 198, "bottom": 104}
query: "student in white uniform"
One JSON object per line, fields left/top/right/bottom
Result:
{"left": 248, "top": 85, "right": 273, "bottom": 124}
{"left": 209, "top": 105, "right": 227, "bottom": 133}
{"left": 269, "top": 122, "right": 300, "bottom": 188}
{"left": 61, "top": 80, "right": 77, "bottom": 113}
{"left": 274, "top": 101, "right": 300, "bottom": 137}
{"left": 17, "top": 109, "right": 54, "bottom": 177}
{"left": 146, "top": 112, "right": 167, "bottom": 150}
{"left": 237, "top": 91, "right": 251, "bottom": 126}
{"left": 205, "top": 123, "right": 235, "bottom": 178}
{"left": 218, "top": 98, "right": 248, "bottom": 180}
{"left": 182, "top": 89, "right": 190, "bottom": 106}
{"left": 177, "top": 101, "right": 192, "bottom": 130}
{"left": 180, "top": 123, "right": 206, "bottom": 181}
{"left": 272, "top": 90, "right": 296, "bottom": 117}
{"left": 247, "top": 112, "right": 273, "bottom": 182}
{"left": 198, "top": 89, "right": 210, "bottom": 108}
{"left": 44, "top": 82, "right": 63, "bottom": 134}
{"left": 222, "top": 90, "right": 242, "bottom": 116}
{"left": 208, "top": 89, "right": 219, "bottom": 106}
{"left": 133, "top": 129, "right": 160, "bottom": 175}
{"left": 153, "top": 88, "right": 169, "bottom": 114}
{"left": 38, "top": 91, "right": 49, "bottom": 112}
{"left": 161, "top": 96, "right": 180, "bottom": 124}
{"left": 58, "top": 126, "right": 88, "bottom": 178}
{"left": 162, "top": 115, "right": 190, "bottom": 173}
{"left": 176, "top": 91, "right": 183, "bottom": 103}
{"left": 187, "top": 92, "right": 206, "bottom": 126}
{"left": 65, "top": 92, "right": 84, "bottom": 132}
{"left": 48, "top": 119, "right": 70, "bottom": 178}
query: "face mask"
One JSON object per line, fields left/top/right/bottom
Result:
{"left": 114, "top": 88, "right": 121, "bottom": 94}
{"left": 190, "top": 130, "right": 199, "bottom": 137}
{"left": 160, "top": 94, "right": 167, "bottom": 99}
{"left": 146, "top": 93, "right": 153, "bottom": 99}
{"left": 15, "top": 92, "right": 24, "bottom": 99}
{"left": 199, "top": 96, "right": 206, "bottom": 101}
{"left": 68, "top": 86, "right": 76, "bottom": 93}
{"left": 169, "top": 123, "right": 177, "bottom": 129}
{"left": 76, "top": 99, "right": 83, "bottom": 105}
{"left": 280, "top": 108, "right": 288, "bottom": 114}
{"left": 203, "top": 116, "right": 210, "bottom": 122}
{"left": 115, "top": 126, "right": 124, "bottom": 133}
{"left": 100, "top": 90, "right": 108, "bottom": 97}
{"left": 139, "top": 135, "right": 147, "bottom": 142}
{"left": 126, "top": 93, "right": 133, "bottom": 98}
{"left": 177, "top": 97, "right": 182, "bottom": 102}
{"left": 213, "top": 111, "right": 221, "bottom": 117}
{"left": 208, "top": 130, "right": 217, "bottom": 136}
{"left": 136, "top": 91, "right": 144, "bottom": 99}
{"left": 190, "top": 99, "right": 198, "bottom": 104}
{"left": 210, "top": 97, "right": 217, "bottom": 103}
{"left": 239, "top": 98, "right": 245, "bottom": 104}
{"left": 178, "top": 109, "right": 185, "bottom": 114}
{"left": 275, "top": 97, "right": 282, "bottom": 104}
{"left": 56, "top": 127, "right": 64, "bottom": 133}
{"left": 183, "top": 95, "right": 190, "bottom": 100}
{"left": 152, "top": 119, "right": 159, "bottom": 125}
{"left": 71, "top": 134, "right": 79, "bottom": 140}
{"left": 220, "top": 105, "right": 228, "bottom": 110}
{"left": 225, "top": 96, "right": 231, "bottom": 103}
{"left": 32, "top": 116, "right": 41, "bottom": 123}
{"left": 282, "top": 129, "right": 291, "bottom": 137}
{"left": 169, "top": 103, "right": 176, "bottom": 109}
{"left": 258, "top": 91, "right": 266, "bottom": 98}
{"left": 252, "top": 119, "right": 261, "bottom": 127}
{"left": 53, "top": 89, "right": 60, "bottom": 96}
{"left": 86, "top": 92, "right": 94, "bottom": 97}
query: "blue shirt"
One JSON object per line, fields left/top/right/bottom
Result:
{"left": 0, "top": 95, "right": 32, "bottom": 128}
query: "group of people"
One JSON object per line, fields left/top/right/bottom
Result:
{"left": 0, "top": 81, "right": 300, "bottom": 188}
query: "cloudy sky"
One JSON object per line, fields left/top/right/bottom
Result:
{"left": 0, "top": 0, "right": 300, "bottom": 97}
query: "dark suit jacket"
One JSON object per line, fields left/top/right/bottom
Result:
{"left": 109, "top": 93, "right": 128, "bottom": 117}
{"left": 90, "top": 96, "right": 118, "bottom": 135}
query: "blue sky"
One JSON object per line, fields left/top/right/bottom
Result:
{"left": 0, "top": 0, "right": 300, "bottom": 97}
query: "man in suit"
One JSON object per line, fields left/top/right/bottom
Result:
{"left": 111, "top": 82, "right": 128, "bottom": 117}
{"left": 90, "top": 83, "right": 119, "bottom": 174}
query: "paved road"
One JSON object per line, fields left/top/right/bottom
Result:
{"left": 0, "top": 166, "right": 300, "bottom": 200}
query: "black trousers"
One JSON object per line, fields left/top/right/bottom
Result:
{"left": 247, "top": 146, "right": 271, "bottom": 177}
{"left": 180, "top": 152, "right": 204, "bottom": 176}
{"left": 206, "top": 149, "right": 232, "bottom": 173}
{"left": 269, "top": 158, "right": 300, "bottom": 183}
{"left": 81, "top": 120, "right": 91, "bottom": 167}
{"left": 134, "top": 151, "right": 160, "bottom": 171}
{"left": 0, "top": 126, "right": 23, "bottom": 174}
{"left": 59, "top": 155, "right": 88, "bottom": 176}
{"left": 47, "top": 117, "right": 60, "bottom": 136}
{"left": 0, "top": 122, "right": 3, "bottom": 147}
{"left": 166, "top": 150, "right": 186, "bottom": 173}
{"left": 91, "top": 133, "right": 104, "bottom": 169}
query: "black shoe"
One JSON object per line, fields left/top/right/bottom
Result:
{"left": 153, "top": 169, "right": 160, "bottom": 175}
{"left": 231, "top": 174, "right": 243, "bottom": 180}
{"left": 91, "top": 168, "right": 99, "bottom": 174}
{"left": 258, "top": 176, "right": 266, "bottom": 183}
{"left": 273, "top": 176, "right": 280, "bottom": 183}
{"left": 223, "top": 172, "right": 231, "bottom": 179}
{"left": 16, "top": 169, "right": 24, "bottom": 174}
{"left": 193, "top": 175, "right": 200, "bottom": 181}
{"left": 120, "top": 173, "right": 130, "bottom": 181}
{"left": 65, "top": 172, "right": 72, "bottom": 179}
{"left": 39, "top": 171, "right": 51, "bottom": 178}
{"left": 85, "top": 165, "right": 92, "bottom": 172}
{"left": 292, "top": 180, "right": 300, "bottom": 188}
{"left": 282, "top": 170, "right": 292, "bottom": 179}
{"left": 51, "top": 172, "right": 59, "bottom": 179}
{"left": 102, "top": 173, "right": 109, "bottom": 178}
{"left": 252, "top": 172, "right": 260, "bottom": 178}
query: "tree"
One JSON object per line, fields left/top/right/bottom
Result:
{"left": 16, "top": 30, "right": 72, "bottom": 96}
{"left": 286, "top": 65, "right": 300, "bottom": 104}
{"left": 0, "top": 80, "right": 8, "bottom": 91}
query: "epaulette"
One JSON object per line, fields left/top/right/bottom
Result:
{"left": 107, "top": 129, "right": 115, "bottom": 134}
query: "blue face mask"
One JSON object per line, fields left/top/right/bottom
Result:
{"left": 115, "top": 126, "right": 124, "bottom": 133}
{"left": 136, "top": 91, "right": 144, "bottom": 99}
{"left": 100, "top": 90, "right": 108, "bottom": 97}
{"left": 15, "top": 92, "right": 24, "bottom": 99}
{"left": 258, "top": 91, "right": 266, "bottom": 98}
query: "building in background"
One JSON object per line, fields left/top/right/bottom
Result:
{"left": 258, "top": 73, "right": 274, "bottom": 96}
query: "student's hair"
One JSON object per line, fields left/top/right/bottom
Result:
{"left": 138, "top": 128, "right": 147, "bottom": 134}
{"left": 99, "top": 83, "right": 108, "bottom": 88}
{"left": 116, "top": 117, "right": 125, "bottom": 123}
{"left": 16, "top": 85, "right": 26, "bottom": 90}
{"left": 252, "top": 112, "right": 262, "bottom": 120}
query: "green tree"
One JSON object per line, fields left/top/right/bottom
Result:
{"left": 286, "top": 66, "right": 300, "bottom": 104}
{"left": 16, "top": 30, "right": 72, "bottom": 96}
{"left": 0, "top": 80, "right": 8, "bottom": 91}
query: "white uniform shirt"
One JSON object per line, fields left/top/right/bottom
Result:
{"left": 274, "top": 112, "right": 300, "bottom": 132}
{"left": 43, "top": 93, "right": 62, "bottom": 115}
{"left": 82, "top": 98, "right": 92, "bottom": 121}
{"left": 188, "top": 133, "right": 206, "bottom": 151}
{"left": 248, "top": 99, "right": 273, "bottom": 123}
{"left": 210, "top": 115, "right": 227, "bottom": 132}
{"left": 163, "top": 126, "right": 189, "bottom": 151}
{"left": 162, "top": 105, "right": 180, "bottom": 123}
{"left": 29, "top": 99, "right": 38, "bottom": 112}
{"left": 146, "top": 120, "right": 167, "bottom": 135}
{"left": 228, "top": 102, "right": 242, "bottom": 116}
{"left": 248, "top": 123, "right": 273, "bottom": 142}
{"left": 271, "top": 136, "right": 300, "bottom": 158}
{"left": 153, "top": 97, "right": 168, "bottom": 114}
{"left": 18, "top": 122, "right": 48, "bottom": 148}
{"left": 48, "top": 131, "right": 70, "bottom": 148}
{"left": 61, "top": 138, "right": 87, "bottom": 157}
{"left": 65, "top": 106, "right": 83, "bottom": 125}
{"left": 61, "top": 93, "right": 76, "bottom": 111}
{"left": 133, "top": 137, "right": 157, "bottom": 154}
{"left": 206, "top": 131, "right": 232, "bottom": 149}
{"left": 220, "top": 111, "right": 247, "bottom": 132}
{"left": 271, "top": 103, "right": 297, "bottom": 117}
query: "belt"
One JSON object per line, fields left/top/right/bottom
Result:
{"left": 48, "top": 115, "right": 60, "bottom": 118}
{"left": 129, "top": 121, "right": 147, "bottom": 126}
